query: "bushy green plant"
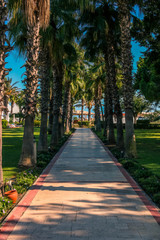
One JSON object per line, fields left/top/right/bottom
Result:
{"left": 0, "top": 196, "right": 13, "bottom": 217}
{"left": 15, "top": 121, "right": 23, "bottom": 125}
{"left": 134, "top": 168, "right": 152, "bottom": 179}
{"left": 2, "top": 119, "right": 8, "bottom": 129}
{"left": 37, "top": 152, "right": 53, "bottom": 168}
{"left": 136, "top": 119, "right": 150, "bottom": 129}
{"left": 153, "top": 193, "right": 160, "bottom": 206}
{"left": 122, "top": 160, "right": 139, "bottom": 170}
{"left": 37, "top": 161, "right": 47, "bottom": 168}
{"left": 78, "top": 121, "right": 90, "bottom": 127}
{"left": 13, "top": 169, "right": 38, "bottom": 194}
{"left": 34, "top": 120, "right": 41, "bottom": 127}
{"left": 139, "top": 176, "right": 160, "bottom": 195}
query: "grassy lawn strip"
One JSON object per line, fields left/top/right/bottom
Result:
{"left": 2, "top": 127, "right": 40, "bottom": 180}
{"left": 135, "top": 129, "right": 160, "bottom": 177}
{"left": 94, "top": 128, "right": 160, "bottom": 207}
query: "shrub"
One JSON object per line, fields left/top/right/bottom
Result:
{"left": 15, "top": 113, "right": 24, "bottom": 119}
{"left": 136, "top": 119, "right": 150, "bottom": 129}
{"left": 139, "top": 176, "right": 160, "bottom": 195}
{"left": 78, "top": 121, "right": 90, "bottom": 127}
{"left": 37, "top": 161, "right": 47, "bottom": 168}
{"left": 153, "top": 193, "right": 160, "bottom": 206}
{"left": 13, "top": 169, "right": 38, "bottom": 194}
{"left": 134, "top": 168, "right": 152, "bottom": 180}
{"left": 34, "top": 120, "right": 41, "bottom": 127}
{"left": 2, "top": 119, "right": 8, "bottom": 129}
{"left": 37, "top": 152, "right": 52, "bottom": 164}
{"left": 0, "top": 196, "right": 13, "bottom": 217}
{"left": 15, "top": 121, "right": 23, "bottom": 126}
{"left": 122, "top": 160, "right": 139, "bottom": 170}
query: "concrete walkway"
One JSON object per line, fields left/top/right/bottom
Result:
{"left": 1, "top": 128, "right": 160, "bottom": 239}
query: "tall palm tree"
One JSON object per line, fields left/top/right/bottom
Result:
{"left": 80, "top": 3, "right": 120, "bottom": 143}
{"left": 11, "top": 0, "right": 50, "bottom": 166}
{"left": 0, "top": 0, "right": 13, "bottom": 184}
{"left": 9, "top": 0, "right": 50, "bottom": 165}
{"left": 47, "top": 1, "right": 79, "bottom": 148}
{"left": 118, "top": 0, "right": 137, "bottom": 157}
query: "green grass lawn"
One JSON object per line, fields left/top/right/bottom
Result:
{"left": 135, "top": 129, "right": 160, "bottom": 178}
{"left": 2, "top": 127, "right": 40, "bottom": 180}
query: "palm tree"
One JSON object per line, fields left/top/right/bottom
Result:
{"left": 94, "top": 77, "right": 102, "bottom": 132}
{"left": 4, "top": 78, "right": 19, "bottom": 118}
{"left": 62, "top": 67, "right": 77, "bottom": 134}
{"left": 80, "top": 3, "right": 118, "bottom": 142}
{"left": 0, "top": 0, "right": 13, "bottom": 184}
{"left": 12, "top": 0, "right": 50, "bottom": 166}
{"left": 47, "top": 1, "right": 79, "bottom": 148}
{"left": 9, "top": 0, "right": 50, "bottom": 166}
{"left": 118, "top": 0, "right": 137, "bottom": 157}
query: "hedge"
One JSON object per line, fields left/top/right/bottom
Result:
{"left": 34, "top": 120, "right": 41, "bottom": 127}
{"left": 78, "top": 121, "right": 90, "bottom": 127}
{"left": 2, "top": 120, "right": 8, "bottom": 129}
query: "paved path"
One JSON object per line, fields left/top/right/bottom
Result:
{"left": 1, "top": 129, "right": 160, "bottom": 239}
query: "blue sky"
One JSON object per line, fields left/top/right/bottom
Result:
{"left": 6, "top": 49, "right": 26, "bottom": 89}
{"left": 6, "top": 40, "right": 146, "bottom": 90}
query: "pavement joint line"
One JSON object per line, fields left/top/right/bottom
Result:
{"left": 58, "top": 157, "right": 109, "bottom": 158}
{"left": 0, "top": 133, "right": 74, "bottom": 240}
{"left": 92, "top": 130, "right": 160, "bottom": 225}
{"left": 42, "top": 180, "right": 128, "bottom": 183}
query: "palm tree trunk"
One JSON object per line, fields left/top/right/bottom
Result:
{"left": 20, "top": 115, "right": 36, "bottom": 167}
{"left": 103, "top": 82, "right": 108, "bottom": 137}
{"left": 3, "top": 95, "right": 8, "bottom": 119}
{"left": 38, "top": 48, "right": 50, "bottom": 152}
{"left": 0, "top": 110, "right": 3, "bottom": 184}
{"left": 118, "top": 0, "right": 136, "bottom": 157}
{"left": 58, "top": 107, "right": 63, "bottom": 139}
{"left": 107, "top": 86, "right": 115, "bottom": 144}
{"left": 88, "top": 105, "right": 91, "bottom": 123}
{"left": 19, "top": 19, "right": 40, "bottom": 167}
{"left": 62, "top": 79, "right": 71, "bottom": 134}
{"left": 0, "top": 0, "right": 12, "bottom": 182}
{"left": 104, "top": 54, "right": 115, "bottom": 143}
{"left": 48, "top": 82, "right": 54, "bottom": 134}
{"left": 50, "top": 64, "right": 63, "bottom": 148}
{"left": 107, "top": 30, "right": 124, "bottom": 149}
{"left": 94, "top": 84, "right": 101, "bottom": 132}
{"left": 66, "top": 89, "right": 71, "bottom": 133}
{"left": 69, "top": 98, "right": 73, "bottom": 130}
{"left": 81, "top": 98, "right": 84, "bottom": 126}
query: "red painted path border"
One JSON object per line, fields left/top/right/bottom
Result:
{"left": 93, "top": 130, "right": 160, "bottom": 225}
{"left": 0, "top": 134, "right": 73, "bottom": 240}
